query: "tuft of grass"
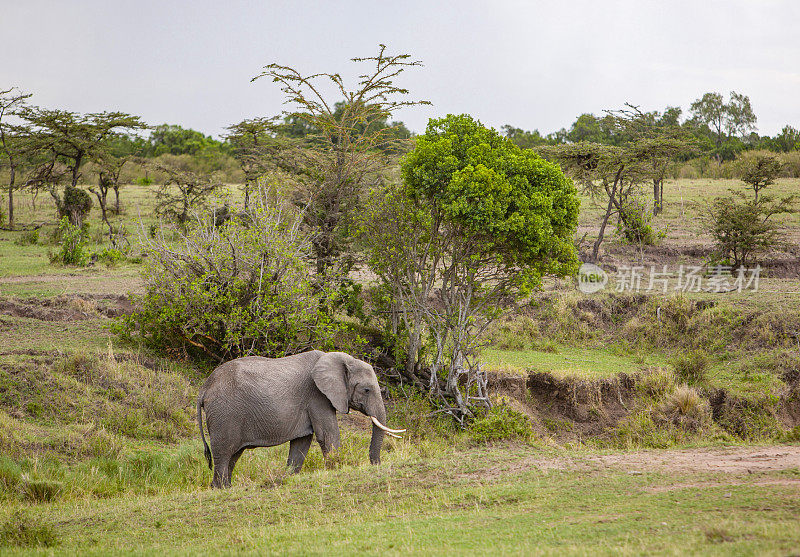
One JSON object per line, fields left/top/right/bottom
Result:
{"left": 19, "top": 477, "right": 62, "bottom": 503}
{"left": 635, "top": 366, "right": 675, "bottom": 399}
{"left": 658, "top": 385, "right": 711, "bottom": 432}
{"left": 671, "top": 350, "right": 710, "bottom": 385}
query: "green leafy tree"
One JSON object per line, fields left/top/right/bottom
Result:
{"left": 690, "top": 92, "right": 727, "bottom": 147}
{"left": 737, "top": 151, "right": 783, "bottom": 201}
{"left": 363, "top": 114, "right": 579, "bottom": 419}
{"left": 772, "top": 125, "right": 800, "bottom": 152}
{"left": 147, "top": 124, "right": 222, "bottom": 156}
{"left": 690, "top": 91, "right": 757, "bottom": 162}
{"left": 501, "top": 125, "right": 559, "bottom": 148}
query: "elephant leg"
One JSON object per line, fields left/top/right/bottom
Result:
{"left": 227, "top": 447, "right": 245, "bottom": 484}
{"left": 287, "top": 434, "right": 313, "bottom": 473}
{"left": 316, "top": 427, "right": 341, "bottom": 469}
{"left": 211, "top": 454, "right": 230, "bottom": 489}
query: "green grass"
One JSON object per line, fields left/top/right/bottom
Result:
{"left": 483, "top": 345, "right": 665, "bottom": 379}
{"left": 1, "top": 444, "right": 799, "bottom": 555}
{"left": 0, "top": 315, "right": 113, "bottom": 353}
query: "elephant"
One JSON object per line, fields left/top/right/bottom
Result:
{"left": 196, "top": 350, "right": 405, "bottom": 488}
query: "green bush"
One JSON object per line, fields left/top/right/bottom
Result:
{"left": 13, "top": 229, "right": 39, "bottom": 246}
{"left": 94, "top": 247, "right": 125, "bottom": 267}
{"left": 59, "top": 185, "right": 93, "bottom": 225}
{"left": 618, "top": 197, "right": 659, "bottom": 245}
{"left": 49, "top": 217, "right": 89, "bottom": 266}
{"left": 468, "top": 402, "right": 533, "bottom": 444}
{"left": 119, "top": 203, "right": 340, "bottom": 360}
{"left": 671, "top": 350, "right": 710, "bottom": 385}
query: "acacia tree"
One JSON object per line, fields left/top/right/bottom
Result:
{"left": 543, "top": 136, "right": 686, "bottom": 261}
{"left": 147, "top": 156, "right": 220, "bottom": 225}
{"left": 737, "top": 151, "right": 783, "bottom": 202}
{"left": 0, "top": 87, "right": 32, "bottom": 228}
{"left": 605, "top": 104, "right": 693, "bottom": 215}
{"left": 20, "top": 107, "right": 145, "bottom": 222}
{"left": 224, "top": 117, "right": 279, "bottom": 209}
{"left": 363, "top": 115, "right": 579, "bottom": 420}
{"left": 252, "top": 45, "right": 429, "bottom": 282}
{"left": 88, "top": 152, "right": 128, "bottom": 236}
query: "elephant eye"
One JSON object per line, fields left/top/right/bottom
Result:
{"left": 363, "top": 386, "right": 371, "bottom": 393}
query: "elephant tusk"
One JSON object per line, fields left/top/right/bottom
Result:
{"left": 386, "top": 432, "right": 402, "bottom": 439}
{"left": 371, "top": 416, "right": 406, "bottom": 434}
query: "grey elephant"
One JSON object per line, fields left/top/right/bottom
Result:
{"left": 196, "top": 350, "right": 405, "bottom": 488}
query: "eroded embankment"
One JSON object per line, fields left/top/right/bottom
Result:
{"left": 488, "top": 369, "right": 800, "bottom": 442}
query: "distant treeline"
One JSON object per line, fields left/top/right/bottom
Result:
{"left": 502, "top": 91, "right": 800, "bottom": 178}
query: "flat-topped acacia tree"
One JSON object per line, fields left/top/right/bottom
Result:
{"left": 0, "top": 87, "right": 32, "bottom": 228}
{"left": 20, "top": 107, "right": 145, "bottom": 224}
{"left": 363, "top": 114, "right": 580, "bottom": 420}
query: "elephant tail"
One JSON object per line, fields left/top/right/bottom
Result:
{"left": 197, "top": 391, "right": 212, "bottom": 470}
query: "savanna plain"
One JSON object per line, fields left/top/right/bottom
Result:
{"left": 1, "top": 179, "right": 799, "bottom": 556}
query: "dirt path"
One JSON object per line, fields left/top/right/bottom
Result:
{"left": 584, "top": 445, "right": 800, "bottom": 474}
{"left": 461, "top": 445, "right": 800, "bottom": 482}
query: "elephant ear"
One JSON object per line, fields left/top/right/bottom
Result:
{"left": 311, "top": 352, "right": 350, "bottom": 414}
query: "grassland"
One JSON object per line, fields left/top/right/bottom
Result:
{"left": 0, "top": 178, "right": 799, "bottom": 554}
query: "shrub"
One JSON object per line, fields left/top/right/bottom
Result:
{"left": 59, "top": 185, "right": 93, "bottom": 225}
{"left": 0, "top": 511, "right": 58, "bottom": 548}
{"left": 618, "top": 197, "right": 658, "bottom": 245}
{"left": 119, "top": 201, "right": 340, "bottom": 361}
{"left": 13, "top": 229, "right": 39, "bottom": 246}
{"left": 93, "top": 247, "right": 125, "bottom": 267}
{"left": 671, "top": 351, "right": 710, "bottom": 385}
{"left": 468, "top": 402, "right": 533, "bottom": 444}
{"left": 779, "top": 151, "right": 800, "bottom": 178}
{"left": 49, "top": 217, "right": 89, "bottom": 266}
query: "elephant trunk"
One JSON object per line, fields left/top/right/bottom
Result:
{"left": 368, "top": 403, "right": 387, "bottom": 465}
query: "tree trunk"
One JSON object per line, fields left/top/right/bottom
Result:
{"left": 90, "top": 184, "right": 112, "bottom": 236}
{"left": 592, "top": 171, "right": 622, "bottom": 262}
{"left": 7, "top": 164, "right": 15, "bottom": 229}
{"left": 653, "top": 179, "right": 662, "bottom": 216}
{"left": 113, "top": 185, "right": 120, "bottom": 214}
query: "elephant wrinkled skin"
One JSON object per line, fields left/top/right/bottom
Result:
{"left": 196, "top": 350, "right": 403, "bottom": 488}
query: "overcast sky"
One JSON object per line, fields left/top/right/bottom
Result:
{"left": 3, "top": 0, "right": 799, "bottom": 138}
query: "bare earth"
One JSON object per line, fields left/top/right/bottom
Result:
{"left": 584, "top": 445, "right": 800, "bottom": 474}
{"left": 459, "top": 445, "right": 800, "bottom": 486}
